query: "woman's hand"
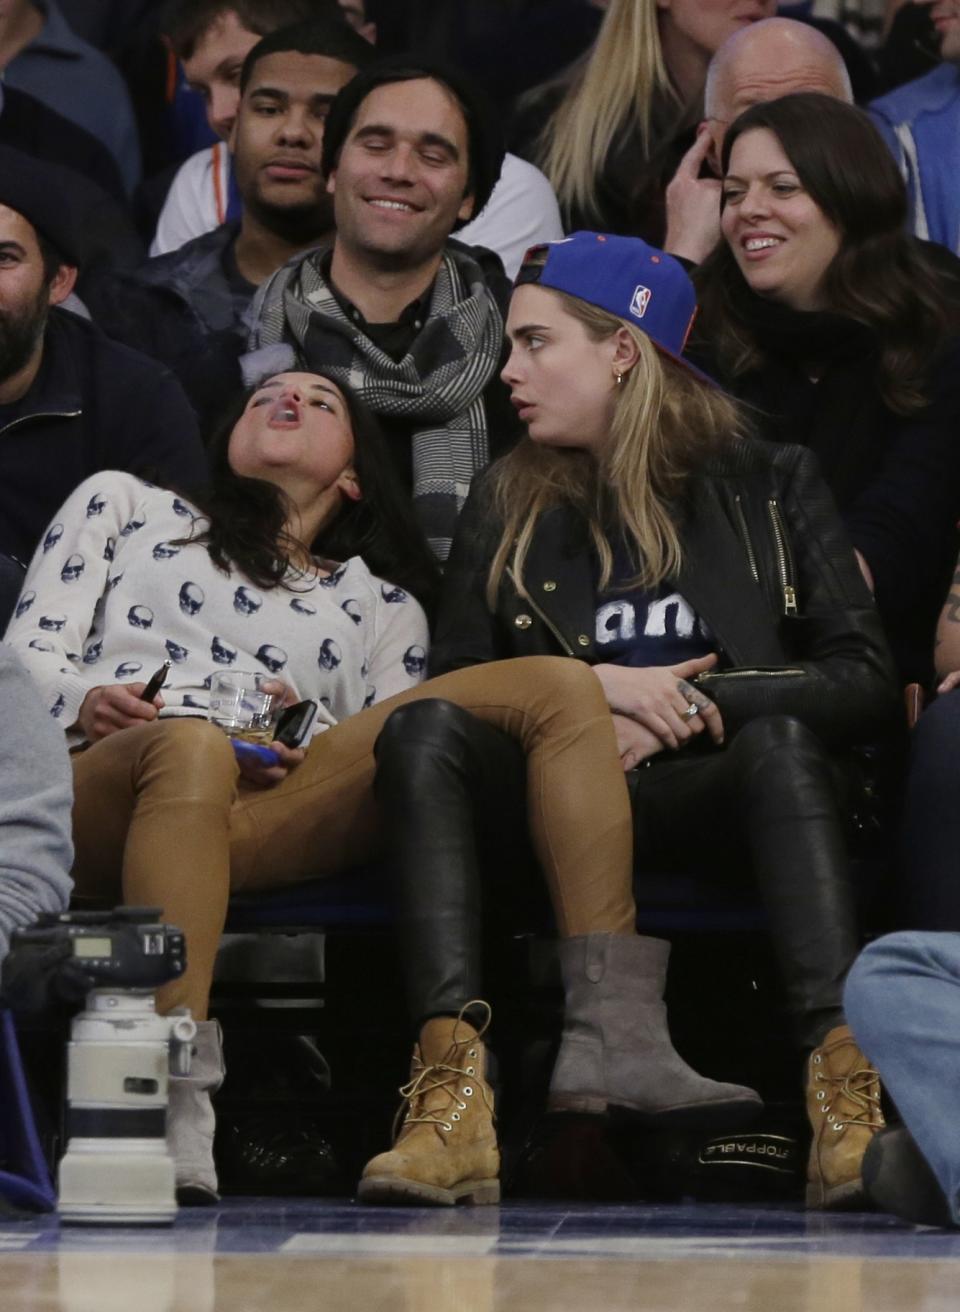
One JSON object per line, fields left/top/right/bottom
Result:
{"left": 234, "top": 739, "right": 305, "bottom": 788}
{"left": 611, "top": 713, "right": 664, "bottom": 771}
{"left": 76, "top": 683, "right": 165, "bottom": 742}
{"left": 593, "top": 654, "right": 724, "bottom": 749}
{"left": 937, "top": 670, "right": 960, "bottom": 695}
{"left": 260, "top": 678, "right": 300, "bottom": 710}
{"left": 232, "top": 680, "right": 304, "bottom": 786}
{"left": 664, "top": 125, "right": 724, "bottom": 265}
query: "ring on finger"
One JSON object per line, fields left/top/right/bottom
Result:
{"left": 681, "top": 702, "right": 700, "bottom": 720}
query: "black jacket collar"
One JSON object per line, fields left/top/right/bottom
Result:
{"left": 674, "top": 477, "right": 785, "bottom": 666}
{"left": 0, "top": 311, "right": 82, "bottom": 431}
{"left": 515, "top": 477, "right": 787, "bottom": 667}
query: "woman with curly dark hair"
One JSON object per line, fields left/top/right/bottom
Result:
{"left": 693, "top": 91, "right": 960, "bottom": 684}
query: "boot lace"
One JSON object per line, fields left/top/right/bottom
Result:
{"left": 812, "top": 1052, "right": 884, "bottom": 1133}
{"left": 393, "top": 1001, "right": 494, "bottom": 1138}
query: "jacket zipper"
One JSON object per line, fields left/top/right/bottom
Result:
{"left": 506, "top": 565, "right": 575, "bottom": 656}
{"left": 767, "top": 498, "right": 798, "bottom": 616}
{"left": 696, "top": 667, "right": 805, "bottom": 682}
{"left": 732, "top": 494, "right": 760, "bottom": 585}
{"left": 0, "top": 409, "right": 82, "bottom": 437}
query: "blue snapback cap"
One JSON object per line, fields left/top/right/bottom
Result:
{"left": 517, "top": 231, "right": 714, "bottom": 384}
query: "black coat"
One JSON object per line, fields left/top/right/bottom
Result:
{"left": 702, "top": 330, "right": 960, "bottom": 688}
{"left": 0, "top": 309, "right": 208, "bottom": 567}
{"left": 432, "top": 438, "right": 899, "bottom": 750}
{"left": 510, "top": 83, "right": 697, "bottom": 244}
{"left": 82, "top": 223, "right": 248, "bottom": 439}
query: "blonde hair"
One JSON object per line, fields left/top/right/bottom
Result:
{"left": 486, "top": 291, "right": 745, "bottom": 609}
{"left": 537, "top": 0, "right": 677, "bottom": 222}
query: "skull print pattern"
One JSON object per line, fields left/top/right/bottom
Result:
{"left": 5, "top": 472, "right": 431, "bottom": 743}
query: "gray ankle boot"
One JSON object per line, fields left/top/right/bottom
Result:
{"left": 549, "top": 934, "right": 763, "bottom": 1127}
{"left": 167, "top": 1019, "right": 225, "bottom": 1204}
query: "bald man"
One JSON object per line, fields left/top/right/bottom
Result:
{"left": 664, "top": 17, "right": 852, "bottom": 264}
{"left": 869, "top": 1, "right": 960, "bottom": 252}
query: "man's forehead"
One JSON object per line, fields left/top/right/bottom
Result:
{"left": 0, "top": 203, "right": 38, "bottom": 247}
{"left": 726, "top": 61, "right": 846, "bottom": 113}
{"left": 353, "top": 78, "right": 469, "bottom": 139}
{"left": 185, "top": 10, "right": 259, "bottom": 69}
{"left": 247, "top": 50, "right": 358, "bottom": 96}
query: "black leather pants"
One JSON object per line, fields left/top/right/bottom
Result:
{"left": 630, "top": 715, "right": 858, "bottom": 1049}
{"left": 375, "top": 704, "right": 858, "bottom": 1050}
{"left": 373, "top": 698, "right": 531, "bottom": 1031}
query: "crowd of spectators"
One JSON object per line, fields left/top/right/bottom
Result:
{"left": 3, "top": 0, "right": 960, "bottom": 1227}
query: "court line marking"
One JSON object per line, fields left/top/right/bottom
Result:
{"left": 282, "top": 1235, "right": 498, "bottom": 1255}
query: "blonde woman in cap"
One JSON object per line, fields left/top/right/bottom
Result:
{"left": 428, "top": 231, "right": 899, "bottom": 1209}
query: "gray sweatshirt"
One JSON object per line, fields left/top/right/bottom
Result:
{"left": 0, "top": 641, "right": 73, "bottom": 960}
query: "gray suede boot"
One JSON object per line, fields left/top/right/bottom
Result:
{"left": 167, "top": 1019, "right": 225, "bottom": 1205}
{"left": 549, "top": 934, "right": 763, "bottom": 1127}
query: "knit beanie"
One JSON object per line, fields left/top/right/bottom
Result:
{"left": 0, "top": 146, "right": 80, "bottom": 266}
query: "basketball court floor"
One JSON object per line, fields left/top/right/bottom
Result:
{"left": 2, "top": 1197, "right": 958, "bottom": 1312}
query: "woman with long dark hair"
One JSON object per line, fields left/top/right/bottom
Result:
{"left": 429, "top": 231, "right": 899, "bottom": 1207}
{"left": 5, "top": 367, "right": 758, "bottom": 1207}
{"left": 693, "top": 91, "right": 960, "bottom": 684}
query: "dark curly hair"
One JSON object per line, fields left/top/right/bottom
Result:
{"left": 177, "top": 373, "right": 441, "bottom": 616}
{"left": 695, "top": 92, "right": 960, "bottom": 414}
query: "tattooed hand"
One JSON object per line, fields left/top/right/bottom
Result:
{"left": 592, "top": 655, "right": 725, "bottom": 749}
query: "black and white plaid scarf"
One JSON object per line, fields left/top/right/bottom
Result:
{"left": 247, "top": 245, "right": 504, "bottom": 560}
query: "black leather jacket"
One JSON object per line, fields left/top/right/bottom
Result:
{"left": 432, "top": 438, "right": 900, "bottom": 749}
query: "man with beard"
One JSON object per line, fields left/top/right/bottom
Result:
{"left": 0, "top": 146, "right": 206, "bottom": 601}
{"left": 83, "top": 16, "right": 373, "bottom": 433}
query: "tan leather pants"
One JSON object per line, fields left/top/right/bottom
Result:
{"left": 70, "top": 656, "right": 635, "bottom": 1018}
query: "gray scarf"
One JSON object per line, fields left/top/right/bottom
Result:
{"left": 247, "top": 245, "right": 504, "bottom": 559}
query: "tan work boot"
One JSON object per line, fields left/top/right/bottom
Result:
{"left": 358, "top": 1003, "right": 500, "bottom": 1206}
{"left": 806, "top": 1023, "right": 885, "bottom": 1209}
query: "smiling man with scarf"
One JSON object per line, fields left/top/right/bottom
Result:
{"left": 248, "top": 56, "right": 521, "bottom": 559}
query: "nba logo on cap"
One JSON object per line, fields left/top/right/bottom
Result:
{"left": 630, "top": 285, "right": 652, "bottom": 319}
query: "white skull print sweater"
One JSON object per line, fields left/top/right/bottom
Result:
{"left": 4, "top": 472, "right": 430, "bottom": 747}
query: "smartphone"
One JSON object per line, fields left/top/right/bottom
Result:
{"left": 273, "top": 699, "right": 318, "bottom": 748}
{"left": 140, "top": 660, "right": 171, "bottom": 702}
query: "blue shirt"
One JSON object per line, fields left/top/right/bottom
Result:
{"left": 594, "top": 574, "right": 713, "bottom": 669}
{"left": 870, "top": 64, "right": 960, "bottom": 254}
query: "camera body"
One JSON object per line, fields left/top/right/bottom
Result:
{"left": 8, "top": 908, "right": 194, "bottom": 1225}
{"left": 11, "top": 906, "right": 185, "bottom": 993}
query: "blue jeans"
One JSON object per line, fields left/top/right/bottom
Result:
{"left": 845, "top": 931, "right": 960, "bottom": 1223}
